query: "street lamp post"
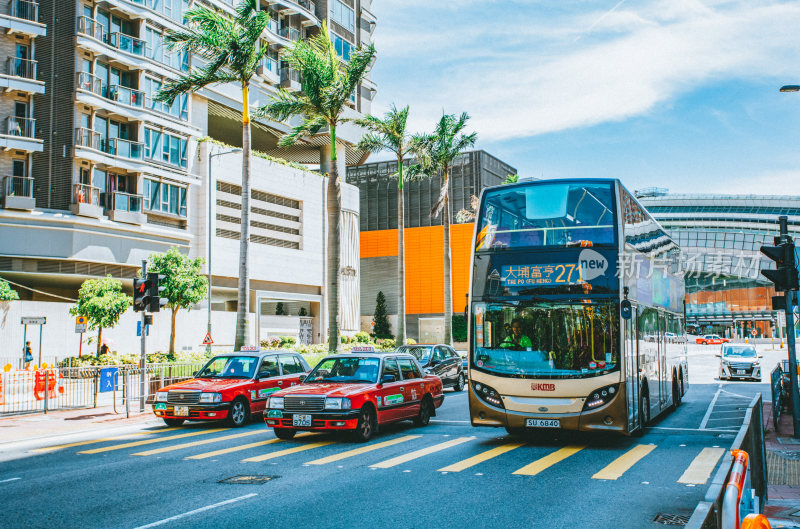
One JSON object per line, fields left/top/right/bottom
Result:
{"left": 207, "top": 147, "right": 242, "bottom": 353}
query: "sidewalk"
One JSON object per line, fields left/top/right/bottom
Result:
{"left": 763, "top": 402, "right": 800, "bottom": 528}
{"left": 0, "top": 405, "right": 159, "bottom": 446}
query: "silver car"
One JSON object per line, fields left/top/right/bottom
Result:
{"left": 717, "top": 344, "right": 762, "bottom": 381}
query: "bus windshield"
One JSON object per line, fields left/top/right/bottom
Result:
{"left": 476, "top": 182, "right": 616, "bottom": 250}
{"left": 473, "top": 302, "right": 620, "bottom": 379}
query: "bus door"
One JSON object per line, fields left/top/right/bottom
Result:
{"left": 625, "top": 305, "right": 640, "bottom": 432}
{"left": 659, "top": 312, "right": 669, "bottom": 409}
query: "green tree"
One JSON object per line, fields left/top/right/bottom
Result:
{"left": 372, "top": 291, "right": 392, "bottom": 339}
{"left": 502, "top": 173, "right": 519, "bottom": 184}
{"left": 0, "top": 279, "right": 19, "bottom": 301}
{"left": 155, "top": 0, "right": 270, "bottom": 350}
{"left": 257, "top": 22, "right": 376, "bottom": 353}
{"left": 411, "top": 113, "right": 477, "bottom": 346}
{"left": 146, "top": 248, "right": 208, "bottom": 355}
{"left": 69, "top": 276, "right": 132, "bottom": 357}
{"left": 354, "top": 105, "right": 414, "bottom": 346}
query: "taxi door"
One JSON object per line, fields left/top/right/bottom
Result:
{"left": 377, "top": 357, "right": 406, "bottom": 423}
{"left": 251, "top": 355, "right": 281, "bottom": 414}
{"left": 396, "top": 357, "right": 424, "bottom": 419}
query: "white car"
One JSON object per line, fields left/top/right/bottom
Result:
{"left": 717, "top": 344, "right": 762, "bottom": 381}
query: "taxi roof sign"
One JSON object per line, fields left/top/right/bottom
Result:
{"left": 351, "top": 345, "right": 376, "bottom": 352}
{"left": 239, "top": 346, "right": 260, "bottom": 351}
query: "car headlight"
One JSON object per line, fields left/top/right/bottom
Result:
{"left": 198, "top": 392, "right": 222, "bottom": 403}
{"left": 156, "top": 391, "right": 168, "bottom": 402}
{"left": 269, "top": 397, "right": 284, "bottom": 409}
{"left": 325, "top": 398, "right": 351, "bottom": 410}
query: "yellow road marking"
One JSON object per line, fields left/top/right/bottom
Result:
{"left": 186, "top": 432, "right": 317, "bottom": 460}
{"left": 437, "top": 442, "right": 525, "bottom": 473}
{"left": 132, "top": 430, "right": 264, "bottom": 456}
{"left": 512, "top": 445, "right": 586, "bottom": 476}
{"left": 305, "top": 436, "right": 422, "bottom": 465}
{"left": 678, "top": 447, "right": 726, "bottom": 485}
{"left": 370, "top": 437, "right": 475, "bottom": 469}
{"left": 241, "top": 441, "right": 334, "bottom": 462}
{"left": 592, "top": 444, "right": 657, "bottom": 480}
{"left": 78, "top": 429, "right": 228, "bottom": 454}
{"left": 32, "top": 428, "right": 181, "bottom": 452}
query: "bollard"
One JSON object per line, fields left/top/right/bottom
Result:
{"left": 43, "top": 369, "right": 48, "bottom": 414}
{"left": 721, "top": 450, "right": 753, "bottom": 529}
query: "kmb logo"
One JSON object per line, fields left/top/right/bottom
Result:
{"left": 531, "top": 383, "right": 556, "bottom": 391}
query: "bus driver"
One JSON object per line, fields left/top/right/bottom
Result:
{"left": 499, "top": 319, "right": 532, "bottom": 350}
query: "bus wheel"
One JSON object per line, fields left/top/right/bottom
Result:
{"left": 671, "top": 379, "right": 682, "bottom": 410}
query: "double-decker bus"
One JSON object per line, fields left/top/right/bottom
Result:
{"left": 468, "top": 179, "right": 687, "bottom": 436}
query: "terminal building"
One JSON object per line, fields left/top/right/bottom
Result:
{"left": 0, "top": 0, "right": 377, "bottom": 352}
{"left": 637, "top": 189, "right": 800, "bottom": 339}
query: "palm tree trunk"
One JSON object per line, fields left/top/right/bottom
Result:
{"left": 396, "top": 160, "right": 406, "bottom": 346}
{"left": 327, "top": 125, "right": 341, "bottom": 352}
{"left": 96, "top": 327, "right": 103, "bottom": 358}
{"left": 170, "top": 306, "right": 178, "bottom": 355}
{"left": 442, "top": 169, "right": 453, "bottom": 346}
{"left": 234, "top": 83, "right": 252, "bottom": 350}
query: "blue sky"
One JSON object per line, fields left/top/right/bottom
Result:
{"left": 367, "top": 0, "right": 800, "bottom": 195}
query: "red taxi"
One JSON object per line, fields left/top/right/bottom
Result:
{"left": 696, "top": 334, "right": 729, "bottom": 345}
{"left": 153, "top": 350, "right": 309, "bottom": 427}
{"left": 264, "top": 352, "right": 445, "bottom": 442}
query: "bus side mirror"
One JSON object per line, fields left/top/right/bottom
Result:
{"left": 621, "top": 300, "right": 632, "bottom": 320}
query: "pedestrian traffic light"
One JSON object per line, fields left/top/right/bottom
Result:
{"left": 761, "top": 239, "right": 799, "bottom": 292}
{"left": 147, "top": 273, "right": 167, "bottom": 313}
{"left": 133, "top": 277, "right": 150, "bottom": 312}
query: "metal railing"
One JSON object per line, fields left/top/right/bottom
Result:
{"left": 72, "top": 183, "right": 100, "bottom": 206}
{"left": 5, "top": 116, "right": 35, "bottom": 137}
{"left": 260, "top": 57, "right": 278, "bottom": 74}
{"left": 10, "top": 0, "right": 38, "bottom": 22}
{"left": 108, "top": 32, "right": 146, "bottom": 56}
{"left": 685, "top": 394, "right": 767, "bottom": 529}
{"left": 279, "top": 26, "right": 300, "bottom": 41}
{"left": 77, "top": 16, "right": 104, "bottom": 42}
{"left": 3, "top": 175, "right": 32, "bottom": 198}
{"left": 107, "top": 190, "right": 143, "bottom": 213}
{"left": 107, "top": 137, "right": 144, "bottom": 160}
{"left": 76, "top": 71, "right": 103, "bottom": 95}
{"left": 75, "top": 127, "right": 101, "bottom": 150}
{"left": 6, "top": 56, "right": 37, "bottom": 79}
{"left": 281, "top": 68, "right": 300, "bottom": 83}
{"left": 109, "top": 85, "right": 144, "bottom": 107}
{"left": 298, "top": 0, "right": 315, "bottom": 14}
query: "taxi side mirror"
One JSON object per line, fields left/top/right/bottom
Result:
{"left": 715, "top": 354, "right": 721, "bottom": 358}
{"left": 758, "top": 355, "right": 764, "bottom": 359}
{"left": 298, "top": 374, "right": 306, "bottom": 382}
{"left": 380, "top": 374, "right": 396, "bottom": 385}
{"left": 193, "top": 371, "right": 199, "bottom": 378}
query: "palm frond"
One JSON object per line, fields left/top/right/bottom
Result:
{"left": 278, "top": 115, "right": 327, "bottom": 147}
{"left": 155, "top": 64, "right": 237, "bottom": 104}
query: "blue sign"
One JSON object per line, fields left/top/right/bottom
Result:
{"left": 99, "top": 367, "right": 118, "bottom": 393}
{"left": 136, "top": 321, "right": 150, "bottom": 337}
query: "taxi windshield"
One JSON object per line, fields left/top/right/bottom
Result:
{"left": 196, "top": 356, "right": 258, "bottom": 379}
{"left": 305, "top": 356, "right": 380, "bottom": 384}
{"left": 723, "top": 346, "right": 757, "bottom": 358}
{"left": 396, "top": 345, "right": 433, "bottom": 364}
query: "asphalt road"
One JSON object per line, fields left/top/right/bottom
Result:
{"left": 0, "top": 344, "right": 781, "bottom": 529}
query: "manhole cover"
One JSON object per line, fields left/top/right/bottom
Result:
{"left": 653, "top": 513, "right": 690, "bottom": 526}
{"left": 218, "top": 475, "right": 279, "bottom": 485}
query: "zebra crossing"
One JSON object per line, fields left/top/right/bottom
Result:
{"left": 31, "top": 425, "right": 728, "bottom": 485}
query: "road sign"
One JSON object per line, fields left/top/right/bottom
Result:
{"left": 75, "top": 324, "right": 87, "bottom": 333}
{"left": 751, "top": 328, "right": 758, "bottom": 337}
{"left": 136, "top": 321, "right": 150, "bottom": 337}
{"left": 76, "top": 316, "right": 87, "bottom": 325}
{"left": 21, "top": 317, "right": 46, "bottom": 325}
{"left": 99, "top": 367, "right": 119, "bottom": 393}
{"left": 202, "top": 332, "right": 214, "bottom": 345}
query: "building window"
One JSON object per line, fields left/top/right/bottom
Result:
{"left": 143, "top": 179, "right": 187, "bottom": 217}
{"left": 329, "top": 0, "right": 355, "bottom": 33}
{"left": 331, "top": 33, "right": 353, "bottom": 61}
{"left": 144, "top": 77, "right": 188, "bottom": 119}
{"left": 144, "top": 128, "right": 187, "bottom": 168}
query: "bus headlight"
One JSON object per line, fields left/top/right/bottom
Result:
{"left": 583, "top": 384, "right": 619, "bottom": 411}
{"left": 472, "top": 381, "right": 504, "bottom": 409}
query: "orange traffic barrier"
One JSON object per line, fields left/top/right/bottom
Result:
{"left": 740, "top": 514, "right": 771, "bottom": 529}
{"left": 722, "top": 449, "right": 750, "bottom": 529}
{"left": 33, "top": 369, "right": 58, "bottom": 401}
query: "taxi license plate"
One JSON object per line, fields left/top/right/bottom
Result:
{"left": 736, "top": 370, "right": 746, "bottom": 375}
{"left": 174, "top": 406, "right": 189, "bottom": 417}
{"left": 526, "top": 419, "right": 560, "bottom": 428}
{"left": 293, "top": 414, "right": 312, "bottom": 427}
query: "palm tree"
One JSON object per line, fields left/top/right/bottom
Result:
{"left": 257, "top": 22, "right": 375, "bottom": 353}
{"left": 411, "top": 113, "right": 477, "bottom": 345}
{"left": 353, "top": 105, "right": 413, "bottom": 346}
{"left": 155, "top": 0, "right": 271, "bottom": 350}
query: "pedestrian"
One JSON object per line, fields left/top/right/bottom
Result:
{"left": 23, "top": 340, "right": 33, "bottom": 369}
{"left": 100, "top": 342, "right": 110, "bottom": 356}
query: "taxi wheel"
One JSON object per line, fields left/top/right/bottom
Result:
{"left": 163, "top": 418, "right": 185, "bottom": 427}
{"left": 453, "top": 373, "right": 465, "bottom": 392}
{"left": 414, "top": 397, "right": 434, "bottom": 426}
{"left": 227, "top": 398, "right": 250, "bottom": 427}
{"left": 353, "top": 405, "right": 376, "bottom": 443}
{"left": 274, "top": 428, "right": 296, "bottom": 440}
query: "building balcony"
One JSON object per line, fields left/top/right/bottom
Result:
{"left": 6, "top": 56, "right": 36, "bottom": 80}
{"left": 256, "top": 58, "right": 279, "bottom": 84}
{"left": 109, "top": 85, "right": 145, "bottom": 108}
{"left": 105, "top": 190, "right": 145, "bottom": 224}
{"left": 5, "top": 116, "right": 35, "bottom": 138}
{"left": 2, "top": 175, "right": 34, "bottom": 210}
{"left": 76, "top": 71, "right": 102, "bottom": 96}
{"left": 108, "top": 32, "right": 146, "bottom": 57}
{"left": 279, "top": 26, "right": 300, "bottom": 42}
{"left": 0, "top": 0, "right": 45, "bottom": 37}
{"left": 269, "top": 0, "right": 319, "bottom": 26}
{"left": 0, "top": 56, "right": 43, "bottom": 93}
{"left": 76, "top": 15, "right": 104, "bottom": 42}
{"left": 76, "top": 17, "right": 156, "bottom": 73}
{"left": 0, "top": 116, "right": 42, "bottom": 151}
{"left": 70, "top": 183, "right": 102, "bottom": 218}
{"left": 74, "top": 127, "right": 143, "bottom": 162}
{"left": 280, "top": 68, "right": 300, "bottom": 91}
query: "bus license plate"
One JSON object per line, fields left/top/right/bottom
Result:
{"left": 293, "top": 414, "right": 312, "bottom": 427}
{"left": 174, "top": 406, "right": 189, "bottom": 416}
{"left": 526, "top": 419, "right": 560, "bottom": 428}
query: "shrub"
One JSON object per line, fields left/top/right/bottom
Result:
{"left": 379, "top": 338, "right": 396, "bottom": 351}
{"left": 452, "top": 315, "right": 468, "bottom": 342}
{"left": 354, "top": 331, "right": 370, "bottom": 343}
{"left": 340, "top": 335, "right": 351, "bottom": 344}
{"left": 280, "top": 336, "right": 297, "bottom": 347}
{"left": 407, "top": 338, "right": 416, "bottom": 345}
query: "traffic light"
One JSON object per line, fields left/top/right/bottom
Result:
{"left": 133, "top": 277, "right": 150, "bottom": 312}
{"left": 761, "top": 238, "right": 799, "bottom": 292}
{"left": 147, "top": 272, "right": 167, "bottom": 313}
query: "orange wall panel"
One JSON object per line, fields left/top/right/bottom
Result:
{"left": 450, "top": 223, "right": 475, "bottom": 315}
{"left": 360, "top": 230, "right": 398, "bottom": 258}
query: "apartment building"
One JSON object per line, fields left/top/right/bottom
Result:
{"left": 0, "top": 0, "right": 376, "bottom": 350}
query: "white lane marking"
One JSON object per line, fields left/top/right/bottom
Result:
{"left": 699, "top": 387, "right": 722, "bottom": 430}
{"left": 132, "top": 494, "right": 258, "bottom": 529}
{"left": 648, "top": 427, "right": 738, "bottom": 433}
{"left": 430, "top": 420, "right": 471, "bottom": 424}
{"left": 0, "top": 477, "right": 21, "bottom": 483}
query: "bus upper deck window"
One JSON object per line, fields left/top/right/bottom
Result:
{"left": 524, "top": 184, "right": 569, "bottom": 220}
